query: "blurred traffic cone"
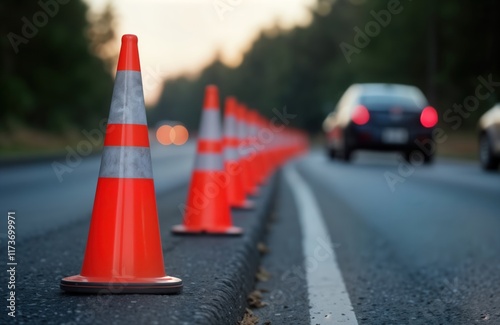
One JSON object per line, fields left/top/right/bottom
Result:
{"left": 248, "top": 109, "right": 268, "bottom": 185}
{"left": 237, "top": 104, "right": 259, "bottom": 196}
{"left": 223, "top": 97, "right": 254, "bottom": 209}
{"left": 261, "top": 117, "right": 276, "bottom": 175}
{"left": 172, "top": 85, "right": 243, "bottom": 235}
{"left": 60, "top": 34, "right": 182, "bottom": 294}
{"left": 255, "top": 112, "right": 272, "bottom": 183}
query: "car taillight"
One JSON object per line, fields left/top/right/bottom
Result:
{"left": 420, "top": 106, "right": 438, "bottom": 128}
{"left": 352, "top": 105, "right": 370, "bottom": 125}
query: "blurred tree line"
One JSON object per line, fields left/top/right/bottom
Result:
{"left": 151, "top": 0, "right": 500, "bottom": 133}
{"left": 0, "top": 0, "right": 115, "bottom": 133}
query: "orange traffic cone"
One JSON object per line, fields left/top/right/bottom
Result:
{"left": 60, "top": 34, "right": 182, "bottom": 294}
{"left": 223, "top": 97, "right": 254, "bottom": 209}
{"left": 248, "top": 109, "right": 268, "bottom": 185}
{"left": 257, "top": 113, "right": 273, "bottom": 182}
{"left": 172, "top": 85, "right": 243, "bottom": 235}
{"left": 237, "top": 104, "right": 259, "bottom": 196}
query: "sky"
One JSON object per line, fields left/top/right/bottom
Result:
{"left": 84, "top": 0, "right": 315, "bottom": 105}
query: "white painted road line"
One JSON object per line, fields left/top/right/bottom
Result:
{"left": 284, "top": 165, "right": 358, "bottom": 325}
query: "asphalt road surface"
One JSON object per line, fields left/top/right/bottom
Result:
{"left": 1, "top": 145, "right": 500, "bottom": 324}
{"left": 256, "top": 150, "right": 500, "bottom": 324}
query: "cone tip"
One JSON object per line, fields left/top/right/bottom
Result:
{"left": 122, "top": 34, "right": 138, "bottom": 43}
{"left": 203, "top": 85, "right": 219, "bottom": 110}
{"left": 235, "top": 102, "right": 245, "bottom": 119}
{"left": 117, "top": 34, "right": 141, "bottom": 72}
{"left": 224, "top": 96, "right": 237, "bottom": 116}
{"left": 248, "top": 109, "right": 259, "bottom": 123}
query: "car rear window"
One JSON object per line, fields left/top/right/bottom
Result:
{"left": 359, "top": 95, "right": 423, "bottom": 111}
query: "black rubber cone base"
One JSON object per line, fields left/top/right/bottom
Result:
{"left": 172, "top": 224, "right": 243, "bottom": 236}
{"left": 60, "top": 275, "right": 183, "bottom": 294}
{"left": 232, "top": 199, "right": 255, "bottom": 210}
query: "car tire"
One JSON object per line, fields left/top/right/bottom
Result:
{"left": 404, "top": 150, "right": 434, "bottom": 165}
{"left": 423, "top": 152, "right": 434, "bottom": 164}
{"left": 328, "top": 148, "right": 336, "bottom": 159}
{"left": 479, "top": 133, "right": 500, "bottom": 170}
{"left": 340, "top": 146, "right": 352, "bottom": 162}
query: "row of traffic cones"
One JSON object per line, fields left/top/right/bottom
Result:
{"left": 60, "top": 34, "right": 307, "bottom": 294}
{"left": 172, "top": 86, "right": 308, "bottom": 235}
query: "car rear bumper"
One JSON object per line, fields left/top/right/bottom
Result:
{"left": 347, "top": 125, "right": 434, "bottom": 152}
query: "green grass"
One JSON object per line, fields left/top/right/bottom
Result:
{"left": 436, "top": 131, "right": 478, "bottom": 161}
{"left": 0, "top": 127, "right": 103, "bottom": 160}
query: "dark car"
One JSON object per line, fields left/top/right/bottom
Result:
{"left": 323, "top": 83, "right": 438, "bottom": 163}
{"left": 478, "top": 104, "right": 500, "bottom": 170}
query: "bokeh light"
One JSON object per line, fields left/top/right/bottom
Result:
{"left": 156, "top": 124, "right": 189, "bottom": 146}
{"left": 156, "top": 125, "right": 173, "bottom": 145}
{"left": 171, "top": 125, "right": 189, "bottom": 145}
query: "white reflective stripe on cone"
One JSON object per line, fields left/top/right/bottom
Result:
{"left": 237, "top": 143, "right": 255, "bottom": 159}
{"left": 248, "top": 125, "right": 258, "bottom": 137}
{"left": 194, "top": 153, "right": 224, "bottom": 171}
{"left": 198, "top": 110, "right": 222, "bottom": 140}
{"left": 108, "top": 71, "right": 147, "bottom": 125}
{"left": 223, "top": 116, "right": 238, "bottom": 138}
{"left": 99, "top": 146, "right": 153, "bottom": 178}
{"left": 236, "top": 120, "right": 246, "bottom": 141}
{"left": 224, "top": 147, "right": 239, "bottom": 161}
